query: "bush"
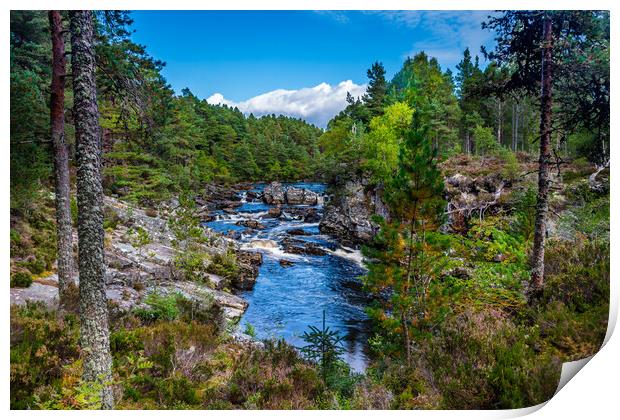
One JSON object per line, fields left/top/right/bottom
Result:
{"left": 11, "top": 272, "right": 33, "bottom": 288}
{"left": 134, "top": 292, "right": 181, "bottom": 322}
{"left": 499, "top": 147, "right": 519, "bottom": 179}
{"left": 10, "top": 303, "right": 80, "bottom": 409}
{"left": 534, "top": 238, "right": 609, "bottom": 360}
{"left": 227, "top": 340, "right": 323, "bottom": 409}
{"left": 419, "top": 309, "right": 561, "bottom": 409}
{"left": 207, "top": 250, "right": 239, "bottom": 283}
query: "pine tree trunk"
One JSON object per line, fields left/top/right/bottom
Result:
{"left": 49, "top": 10, "right": 74, "bottom": 307}
{"left": 70, "top": 10, "right": 114, "bottom": 409}
{"left": 531, "top": 17, "right": 554, "bottom": 290}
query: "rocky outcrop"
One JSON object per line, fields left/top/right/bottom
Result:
{"left": 444, "top": 173, "right": 508, "bottom": 233}
{"left": 233, "top": 250, "right": 263, "bottom": 291}
{"left": 201, "top": 183, "right": 243, "bottom": 211}
{"left": 236, "top": 219, "right": 265, "bottom": 230}
{"left": 286, "top": 187, "right": 318, "bottom": 205}
{"left": 319, "top": 180, "right": 385, "bottom": 246}
{"left": 282, "top": 238, "right": 328, "bottom": 256}
{"left": 10, "top": 196, "right": 263, "bottom": 325}
{"left": 319, "top": 173, "right": 513, "bottom": 244}
{"left": 263, "top": 182, "right": 319, "bottom": 206}
{"left": 263, "top": 182, "right": 286, "bottom": 204}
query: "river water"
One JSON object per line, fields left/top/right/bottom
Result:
{"left": 205, "top": 182, "right": 371, "bottom": 372}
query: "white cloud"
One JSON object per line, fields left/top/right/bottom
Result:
{"left": 365, "top": 11, "right": 498, "bottom": 69}
{"left": 207, "top": 80, "right": 367, "bottom": 128}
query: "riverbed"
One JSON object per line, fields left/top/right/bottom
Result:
{"left": 205, "top": 182, "right": 371, "bottom": 372}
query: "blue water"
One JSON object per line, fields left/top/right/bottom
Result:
{"left": 205, "top": 182, "right": 371, "bottom": 372}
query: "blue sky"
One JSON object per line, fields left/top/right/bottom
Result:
{"left": 130, "top": 10, "right": 497, "bottom": 126}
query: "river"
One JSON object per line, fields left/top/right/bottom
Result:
{"left": 205, "top": 182, "right": 371, "bottom": 372}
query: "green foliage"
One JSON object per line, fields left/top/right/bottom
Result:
{"left": 558, "top": 189, "right": 609, "bottom": 241}
{"left": 11, "top": 272, "right": 33, "bottom": 288}
{"left": 134, "top": 292, "right": 181, "bottom": 322}
{"left": 361, "top": 102, "right": 413, "bottom": 184}
{"left": 207, "top": 249, "right": 239, "bottom": 284}
{"left": 168, "top": 194, "right": 213, "bottom": 283}
{"left": 498, "top": 147, "right": 519, "bottom": 179}
{"left": 509, "top": 186, "right": 538, "bottom": 242}
{"left": 299, "top": 311, "right": 345, "bottom": 382}
{"left": 227, "top": 340, "right": 323, "bottom": 409}
{"left": 364, "top": 118, "right": 449, "bottom": 363}
{"left": 34, "top": 375, "right": 109, "bottom": 410}
{"left": 422, "top": 310, "right": 561, "bottom": 409}
{"left": 127, "top": 225, "right": 151, "bottom": 253}
{"left": 389, "top": 52, "right": 460, "bottom": 156}
{"left": 473, "top": 125, "right": 500, "bottom": 156}
{"left": 243, "top": 322, "right": 256, "bottom": 338}
{"left": 10, "top": 303, "right": 80, "bottom": 409}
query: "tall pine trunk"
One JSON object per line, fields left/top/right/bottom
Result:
{"left": 49, "top": 10, "right": 74, "bottom": 307}
{"left": 531, "top": 17, "right": 554, "bottom": 290}
{"left": 70, "top": 10, "right": 114, "bottom": 409}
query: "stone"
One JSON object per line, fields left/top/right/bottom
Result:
{"left": 233, "top": 250, "right": 263, "bottom": 290}
{"left": 282, "top": 238, "right": 327, "bottom": 256}
{"left": 285, "top": 187, "right": 305, "bottom": 204}
{"left": 236, "top": 219, "right": 265, "bottom": 230}
{"left": 263, "top": 182, "right": 286, "bottom": 204}
{"left": 287, "top": 228, "right": 308, "bottom": 236}
{"left": 267, "top": 206, "right": 282, "bottom": 218}
{"left": 319, "top": 180, "right": 379, "bottom": 245}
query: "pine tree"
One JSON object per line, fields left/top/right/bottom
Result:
{"left": 483, "top": 10, "right": 609, "bottom": 290}
{"left": 363, "top": 61, "right": 388, "bottom": 118}
{"left": 363, "top": 115, "right": 448, "bottom": 365}
{"left": 70, "top": 10, "right": 114, "bottom": 409}
{"left": 49, "top": 10, "right": 75, "bottom": 307}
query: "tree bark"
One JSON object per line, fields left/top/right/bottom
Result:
{"left": 69, "top": 10, "right": 114, "bottom": 409}
{"left": 531, "top": 17, "right": 554, "bottom": 290}
{"left": 49, "top": 10, "right": 74, "bottom": 307}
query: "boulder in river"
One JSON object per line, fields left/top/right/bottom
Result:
{"left": 267, "top": 206, "right": 282, "bottom": 218}
{"left": 286, "top": 187, "right": 319, "bottom": 205}
{"left": 319, "top": 180, "right": 381, "bottom": 246}
{"left": 233, "top": 250, "right": 263, "bottom": 291}
{"left": 287, "top": 228, "right": 308, "bottom": 236}
{"left": 282, "top": 238, "right": 327, "bottom": 256}
{"left": 263, "top": 182, "right": 286, "bottom": 204}
{"left": 236, "top": 219, "right": 265, "bottom": 230}
{"left": 279, "top": 259, "right": 295, "bottom": 267}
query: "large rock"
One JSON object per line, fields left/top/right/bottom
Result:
{"left": 319, "top": 180, "right": 383, "bottom": 246}
{"left": 236, "top": 219, "right": 265, "bottom": 230}
{"left": 444, "top": 173, "right": 508, "bottom": 234}
{"left": 263, "top": 182, "right": 286, "bottom": 204}
{"left": 282, "top": 238, "right": 328, "bottom": 256}
{"left": 285, "top": 187, "right": 305, "bottom": 204}
{"left": 286, "top": 187, "right": 318, "bottom": 205}
{"left": 202, "top": 183, "right": 243, "bottom": 211}
{"left": 233, "top": 250, "right": 263, "bottom": 290}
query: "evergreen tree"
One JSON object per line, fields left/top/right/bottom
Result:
{"left": 363, "top": 115, "right": 448, "bottom": 365}
{"left": 483, "top": 10, "right": 610, "bottom": 290}
{"left": 48, "top": 10, "right": 74, "bottom": 307}
{"left": 70, "top": 10, "right": 114, "bottom": 409}
{"left": 363, "top": 61, "right": 388, "bottom": 118}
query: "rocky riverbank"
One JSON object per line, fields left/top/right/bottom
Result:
{"left": 10, "top": 193, "right": 264, "bottom": 327}
{"left": 318, "top": 170, "right": 520, "bottom": 245}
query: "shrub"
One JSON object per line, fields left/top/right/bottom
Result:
{"left": 227, "top": 340, "right": 323, "bottom": 409}
{"left": 499, "top": 147, "right": 519, "bottom": 179}
{"left": 11, "top": 272, "right": 33, "bottom": 288}
{"left": 207, "top": 250, "right": 239, "bottom": 283}
{"left": 134, "top": 292, "right": 181, "bottom": 322}
{"left": 420, "top": 309, "right": 561, "bottom": 409}
{"left": 10, "top": 303, "right": 80, "bottom": 409}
